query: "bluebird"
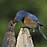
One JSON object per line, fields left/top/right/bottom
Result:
{"left": 15, "top": 10, "right": 47, "bottom": 40}
{"left": 16, "top": 10, "right": 42, "bottom": 28}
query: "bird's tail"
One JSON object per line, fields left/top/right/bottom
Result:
{"left": 38, "top": 23, "right": 47, "bottom": 29}
{"left": 39, "top": 26, "right": 47, "bottom": 40}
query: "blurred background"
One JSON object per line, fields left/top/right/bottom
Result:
{"left": 0, "top": 0, "right": 47, "bottom": 47}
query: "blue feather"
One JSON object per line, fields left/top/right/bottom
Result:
{"left": 16, "top": 10, "right": 40, "bottom": 24}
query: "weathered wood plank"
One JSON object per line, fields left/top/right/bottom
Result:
{"left": 16, "top": 28, "right": 34, "bottom": 47}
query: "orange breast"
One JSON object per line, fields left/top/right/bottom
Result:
{"left": 24, "top": 16, "right": 38, "bottom": 28}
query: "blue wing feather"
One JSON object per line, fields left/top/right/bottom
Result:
{"left": 16, "top": 10, "right": 40, "bottom": 24}
{"left": 27, "top": 12, "right": 40, "bottom": 23}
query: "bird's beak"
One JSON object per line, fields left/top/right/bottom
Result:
{"left": 12, "top": 17, "right": 17, "bottom": 24}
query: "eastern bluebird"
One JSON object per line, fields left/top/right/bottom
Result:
{"left": 15, "top": 10, "right": 47, "bottom": 40}
{"left": 15, "top": 10, "right": 41, "bottom": 28}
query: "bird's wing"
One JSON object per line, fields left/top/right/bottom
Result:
{"left": 27, "top": 13, "right": 40, "bottom": 24}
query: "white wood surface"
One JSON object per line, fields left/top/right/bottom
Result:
{"left": 16, "top": 28, "right": 34, "bottom": 47}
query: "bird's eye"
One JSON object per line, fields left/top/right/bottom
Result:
{"left": 11, "top": 24, "right": 13, "bottom": 26}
